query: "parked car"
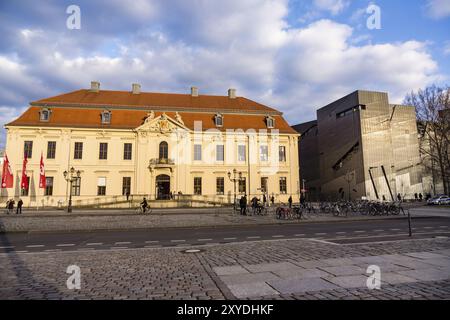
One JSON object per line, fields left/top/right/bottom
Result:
{"left": 427, "top": 195, "right": 450, "bottom": 205}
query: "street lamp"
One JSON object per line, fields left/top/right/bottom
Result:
{"left": 227, "top": 169, "right": 242, "bottom": 210}
{"left": 63, "top": 167, "right": 81, "bottom": 213}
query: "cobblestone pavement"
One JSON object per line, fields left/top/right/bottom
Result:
{"left": 1, "top": 238, "right": 449, "bottom": 300}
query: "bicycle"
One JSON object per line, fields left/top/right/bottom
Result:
{"left": 135, "top": 206, "right": 152, "bottom": 214}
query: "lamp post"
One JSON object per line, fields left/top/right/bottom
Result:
{"left": 63, "top": 167, "right": 81, "bottom": 213}
{"left": 228, "top": 169, "right": 242, "bottom": 211}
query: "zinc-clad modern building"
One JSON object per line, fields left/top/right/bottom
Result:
{"left": 2, "top": 82, "right": 299, "bottom": 208}
{"left": 293, "top": 90, "right": 423, "bottom": 201}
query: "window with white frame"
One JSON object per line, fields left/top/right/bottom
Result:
{"left": 266, "top": 116, "right": 275, "bottom": 128}
{"left": 216, "top": 144, "right": 224, "bottom": 161}
{"left": 238, "top": 145, "right": 246, "bottom": 162}
{"left": 279, "top": 146, "right": 286, "bottom": 162}
{"left": 215, "top": 113, "right": 223, "bottom": 127}
{"left": 194, "top": 144, "right": 202, "bottom": 161}
{"left": 260, "top": 145, "right": 268, "bottom": 162}
{"left": 40, "top": 108, "right": 51, "bottom": 121}
{"left": 97, "top": 177, "right": 106, "bottom": 196}
{"left": 101, "top": 110, "right": 111, "bottom": 124}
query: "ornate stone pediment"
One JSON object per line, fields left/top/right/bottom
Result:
{"left": 137, "top": 113, "right": 189, "bottom": 134}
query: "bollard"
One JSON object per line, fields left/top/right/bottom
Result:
{"left": 408, "top": 209, "right": 412, "bottom": 237}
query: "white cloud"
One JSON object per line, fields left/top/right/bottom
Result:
{"left": 444, "top": 41, "right": 450, "bottom": 55}
{"left": 0, "top": 0, "right": 443, "bottom": 141}
{"left": 313, "top": 0, "right": 350, "bottom": 15}
{"left": 426, "top": 0, "right": 450, "bottom": 19}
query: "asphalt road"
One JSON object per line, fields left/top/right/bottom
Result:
{"left": 1, "top": 217, "right": 449, "bottom": 254}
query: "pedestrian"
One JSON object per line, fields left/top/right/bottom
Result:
{"left": 397, "top": 193, "right": 402, "bottom": 202}
{"left": 8, "top": 199, "right": 14, "bottom": 215}
{"left": 126, "top": 191, "right": 130, "bottom": 202}
{"left": 288, "top": 196, "right": 293, "bottom": 208}
{"left": 17, "top": 199, "right": 23, "bottom": 215}
{"left": 263, "top": 194, "right": 267, "bottom": 206}
{"left": 239, "top": 196, "right": 245, "bottom": 215}
{"left": 419, "top": 193, "right": 423, "bottom": 202}
{"left": 414, "top": 193, "right": 418, "bottom": 202}
{"left": 270, "top": 195, "right": 275, "bottom": 206}
{"left": 251, "top": 196, "right": 258, "bottom": 212}
{"left": 242, "top": 194, "right": 248, "bottom": 215}
{"left": 5, "top": 199, "right": 10, "bottom": 215}
{"left": 382, "top": 195, "right": 386, "bottom": 202}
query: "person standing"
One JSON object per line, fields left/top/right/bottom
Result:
{"left": 16, "top": 199, "right": 23, "bottom": 215}
{"left": 414, "top": 193, "right": 418, "bottom": 202}
{"left": 242, "top": 194, "right": 248, "bottom": 215}
{"left": 8, "top": 199, "right": 14, "bottom": 215}
{"left": 397, "top": 193, "right": 402, "bottom": 202}
{"left": 263, "top": 194, "right": 267, "bottom": 207}
{"left": 288, "top": 196, "right": 293, "bottom": 208}
{"left": 419, "top": 193, "right": 423, "bottom": 202}
{"left": 270, "top": 195, "right": 275, "bottom": 206}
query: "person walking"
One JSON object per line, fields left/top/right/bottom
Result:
{"left": 242, "top": 194, "right": 248, "bottom": 215}
{"left": 239, "top": 196, "right": 245, "bottom": 215}
{"left": 414, "top": 193, "right": 418, "bottom": 202}
{"left": 397, "top": 193, "right": 402, "bottom": 202}
{"left": 263, "top": 194, "right": 267, "bottom": 207}
{"left": 270, "top": 195, "right": 275, "bottom": 206}
{"left": 8, "top": 199, "right": 14, "bottom": 215}
{"left": 419, "top": 193, "right": 423, "bottom": 202}
{"left": 16, "top": 199, "right": 23, "bottom": 215}
{"left": 5, "top": 200, "right": 10, "bottom": 215}
{"left": 288, "top": 196, "right": 293, "bottom": 208}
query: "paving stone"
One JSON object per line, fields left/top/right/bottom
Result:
{"left": 291, "top": 260, "right": 332, "bottom": 269}
{"left": 325, "top": 275, "right": 369, "bottom": 289}
{"left": 396, "top": 269, "right": 450, "bottom": 282}
{"left": 404, "top": 252, "right": 449, "bottom": 260}
{"left": 227, "top": 282, "right": 279, "bottom": 298}
{"left": 273, "top": 267, "right": 330, "bottom": 279}
{"left": 319, "top": 265, "right": 366, "bottom": 276}
{"left": 219, "top": 272, "right": 280, "bottom": 285}
{"left": 380, "top": 273, "right": 417, "bottom": 285}
{"left": 420, "top": 258, "right": 450, "bottom": 268}
{"left": 268, "top": 277, "right": 339, "bottom": 294}
{"left": 243, "top": 262, "right": 299, "bottom": 273}
{"left": 322, "top": 258, "right": 359, "bottom": 266}
{"left": 213, "top": 265, "right": 249, "bottom": 276}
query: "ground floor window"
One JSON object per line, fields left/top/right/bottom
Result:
{"left": 122, "top": 177, "right": 131, "bottom": 196}
{"left": 261, "top": 177, "right": 268, "bottom": 193}
{"left": 45, "top": 177, "right": 54, "bottom": 196}
{"left": 216, "top": 177, "right": 224, "bottom": 195}
{"left": 71, "top": 177, "right": 81, "bottom": 196}
{"left": 279, "top": 177, "right": 287, "bottom": 194}
{"left": 194, "top": 177, "right": 202, "bottom": 195}
{"left": 97, "top": 177, "right": 106, "bottom": 196}
{"left": 239, "top": 177, "right": 246, "bottom": 194}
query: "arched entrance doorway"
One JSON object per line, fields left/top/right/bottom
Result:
{"left": 156, "top": 174, "right": 170, "bottom": 200}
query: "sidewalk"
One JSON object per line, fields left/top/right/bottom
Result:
{"left": 0, "top": 207, "right": 411, "bottom": 233}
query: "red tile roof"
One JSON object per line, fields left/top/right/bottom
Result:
{"left": 7, "top": 89, "right": 298, "bottom": 134}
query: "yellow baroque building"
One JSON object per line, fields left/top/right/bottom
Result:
{"left": 2, "top": 82, "right": 299, "bottom": 208}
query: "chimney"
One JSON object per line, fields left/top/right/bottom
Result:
{"left": 132, "top": 83, "right": 141, "bottom": 94}
{"left": 90, "top": 81, "right": 100, "bottom": 92}
{"left": 228, "top": 88, "right": 236, "bottom": 99}
{"left": 191, "top": 86, "right": 199, "bottom": 97}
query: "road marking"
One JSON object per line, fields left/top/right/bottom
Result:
{"left": 15, "top": 250, "right": 28, "bottom": 253}
{"left": 0, "top": 246, "right": 14, "bottom": 249}
{"left": 336, "top": 232, "right": 347, "bottom": 234}
{"left": 247, "top": 236, "right": 261, "bottom": 239}
{"left": 78, "top": 248, "right": 94, "bottom": 251}
{"left": 197, "top": 239, "right": 213, "bottom": 242}
{"left": 272, "top": 235, "right": 285, "bottom": 238}
{"left": 224, "top": 237, "right": 237, "bottom": 240}
{"left": 145, "top": 240, "right": 160, "bottom": 244}
{"left": 45, "top": 249, "right": 62, "bottom": 252}
{"left": 171, "top": 240, "right": 186, "bottom": 243}
{"left": 294, "top": 234, "right": 305, "bottom": 237}
{"left": 439, "top": 226, "right": 448, "bottom": 228}
{"left": 144, "top": 245, "right": 162, "bottom": 248}
{"left": 115, "top": 242, "right": 131, "bottom": 245}
{"left": 111, "top": 247, "right": 128, "bottom": 250}
{"left": 374, "top": 229, "right": 384, "bottom": 232}
{"left": 390, "top": 229, "right": 400, "bottom": 231}
{"left": 323, "top": 230, "right": 450, "bottom": 242}
{"left": 86, "top": 243, "right": 103, "bottom": 246}
{"left": 56, "top": 244, "right": 75, "bottom": 247}
{"left": 26, "top": 245, "right": 45, "bottom": 248}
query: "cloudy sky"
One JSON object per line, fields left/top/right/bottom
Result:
{"left": 0, "top": 0, "right": 449, "bottom": 148}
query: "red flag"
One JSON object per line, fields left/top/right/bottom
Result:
{"left": 1, "top": 153, "right": 14, "bottom": 188}
{"left": 39, "top": 153, "right": 46, "bottom": 189}
{"left": 21, "top": 155, "right": 28, "bottom": 190}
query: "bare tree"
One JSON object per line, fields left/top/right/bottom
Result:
{"left": 405, "top": 85, "right": 450, "bottom": 195}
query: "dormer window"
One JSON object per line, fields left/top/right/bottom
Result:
{"left": 215, "top": 113, "right": 223, "bottom": 127}
{"left": 39, "top": 108, "right": 51, "bottom": 122}
{"left": 266, "top": 116, "right": 275, "bottom": 128}
{"left": 101, "top": 110, "right": 111, "bottom": 124}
